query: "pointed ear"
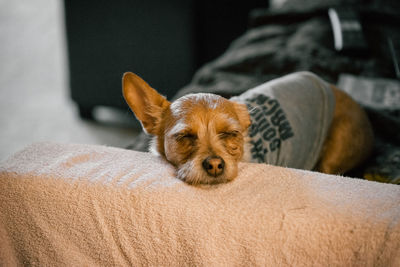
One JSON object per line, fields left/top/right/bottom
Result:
{"left": 233, "top": 102, "right": 251, "bottom": 130}
{"left": 122, "top": 72, "right": 170, "bottom": 135}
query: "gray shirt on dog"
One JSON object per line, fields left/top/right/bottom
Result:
{"left": 231, "top": 71, "right": 335, "bottom": 170}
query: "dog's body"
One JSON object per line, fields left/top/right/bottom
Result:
{"left": 231, "top": 72, "right": 335, "bottom": 171}
{"left": 123, "top": 71, "right": 374, "bottom": 185}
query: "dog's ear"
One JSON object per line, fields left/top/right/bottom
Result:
{"left": 123, "top": 72, "right": 170, "bottom": 135}
{"left": 233, "top": 102, "right": 251, "bottom": 130}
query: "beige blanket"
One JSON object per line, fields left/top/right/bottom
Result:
{"left": 1, "top": 142, "right": 399, "bottom": 266}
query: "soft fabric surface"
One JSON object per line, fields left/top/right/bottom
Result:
{"left": 0, "top": 142, "right": 399, "bottom": 266}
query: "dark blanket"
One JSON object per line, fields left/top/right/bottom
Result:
{"left": 128, "top": 1, "right": 400, "bottom": 184}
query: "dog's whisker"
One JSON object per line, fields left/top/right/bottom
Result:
{"left": 247, "top": 106, "right": 259, "bottom": 115}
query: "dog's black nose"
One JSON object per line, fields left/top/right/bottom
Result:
{"left": 202, "top": 156, "right": 225, "bottom": 177}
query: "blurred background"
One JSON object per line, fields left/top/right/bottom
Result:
{"left": 1, "top": 0, "right": 399, "bottom": 165}
{"left": 0, "top": 0, "right": 266, "bottom": 161}
{"left": 0, "top": 0, "right": 138, "bottom": 161}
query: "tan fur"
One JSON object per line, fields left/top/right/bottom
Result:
{"left": 123, "top": 72, "right": 374, "bottom": 184}
{"left": 123, "top": 72, "right": 250, "bottom": 184}
{"left": 315, "top": 85, "right": 374, "bottom": 174}
{"left": 163, "top": 97, "right": 248, "bottom": 184}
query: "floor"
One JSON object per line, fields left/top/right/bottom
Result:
{"left": 0, "top": 0, "right": 140, "bottom": 162}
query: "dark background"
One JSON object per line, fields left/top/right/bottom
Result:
{"left": 64, "top": 0, "right": 267, "bottom": 119}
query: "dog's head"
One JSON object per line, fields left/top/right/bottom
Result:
{"left": 123, "top": 72, "right": 251, "bottom": 185}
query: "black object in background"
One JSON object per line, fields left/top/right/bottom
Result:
{"left": 388, "top": 35, "right": 400, "bottom": 79}
{"left": 328, "top": 7, "right": 369, "bottom": 55}
{"left": 64, "top": 0, "right": 266, "bottom": 120}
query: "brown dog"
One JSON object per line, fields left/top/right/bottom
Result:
{"left": 123, "top": 71, "right": 374, "bottom": 185}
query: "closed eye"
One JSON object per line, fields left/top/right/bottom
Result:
{"left": 219, "top": 131, "right": 240, "bottom": 139}
{"left": 175, "top": 133, "right": 197, "bottom": 142}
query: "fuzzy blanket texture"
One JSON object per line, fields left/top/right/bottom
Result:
{"left": 1, "top": 142, "right": 399, "bottom": 266}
